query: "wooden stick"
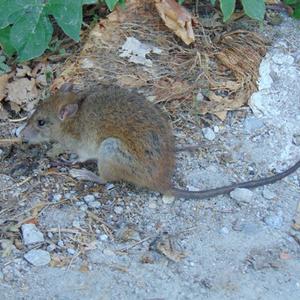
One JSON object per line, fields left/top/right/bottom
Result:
{"left": 0, "top": 138, "right": 22, "bottom": 145}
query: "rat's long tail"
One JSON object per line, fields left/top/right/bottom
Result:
{"left": 171, "top": 159, "right": 300, "bottom": 200}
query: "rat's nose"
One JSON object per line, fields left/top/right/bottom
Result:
{"left": 18, "top": 124, "right": 30, "bottom": 142}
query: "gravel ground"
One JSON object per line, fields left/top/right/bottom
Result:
{"left": 0, "top": 15, "right": 300, "bottom": 300}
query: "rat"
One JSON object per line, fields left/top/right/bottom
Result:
{"left": 20, "top": 83, "right": 300, "bottom": 199}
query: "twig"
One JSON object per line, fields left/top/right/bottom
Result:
{"left": 67, "top": 250, "right": 81, "bottom": 270}
{"left": 0, "top": 138, "right": 22, "bottom": 145}
{"left": 86, "top": 210, "right": 114, "bottom": 230}
{"left": 0, "top": 176, "right": 32, "bottom": 193}
{"left": 118, "top": 236, "right": 153, "bottom": 252}
{"left": 46, "top": 228, "right": 92, "bottom": 235}
{"left": 9, "top": 117, "right": 27, "bottom": 123}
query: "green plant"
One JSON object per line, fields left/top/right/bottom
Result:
{"left": 179, "top": 0, "right": 266, "bottom": 22}
{"left": 0, "top": 0, "right": 126, "bottom": 62}
{"left": 0, "top": 54, "right": 11, "bottom": 74}
{"left": 102, "top": 0, "right": 126, "bottom": 11}
{"left": 284, "top": 0, "right": 300, "bottom": 18}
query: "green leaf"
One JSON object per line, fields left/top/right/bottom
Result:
{"left": 178, "top": 0, "right": 185, "bottom": 4}
{"left": 82, "top": 0, "right": 97, "bottom": 4}
{"left": 220, "top": 0, "right": 236, "bottom": 22}
{"left": 118, "top": 0, "right": 126, "bottom": 9}
{"left": 241, "top": 0, "right": 265, "bottom": 21}
{"left": 0, "top": 55, "right": 11, "bottom": 74}
{"left": 210, "top": 0, "right": 217, "bottom": 5}
{"left": 0, "top": 0, "right": 42, "bottom": 29}
{"left": 0, "top": 61, "right": 11, "bottom": 74}
{"left": 293, "top": 4, "right": 300, "bottom": 18}
{"left": 10, "top": 10, "right": 53, "bottom": 62}
{"left": 283, "top": 0, "right": 298, "bottom": 5}
{"left": 105, "top": 0, "right": 119, "bottom": 11}
{"left": 0, "top": 26, "right": 16, "bottom": 56}
{"left": 46, "top": 0, "right": 82, "bottom": 41}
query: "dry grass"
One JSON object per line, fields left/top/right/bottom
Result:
{"left": 53, "top": 0, "right": 266, "bottom": 121}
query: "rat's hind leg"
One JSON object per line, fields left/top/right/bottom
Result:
{"left": 97, "top": 138, "right": 143, "bottom": 185}
{"left": 68, "top": 137, "right": 133, "bottom": 185}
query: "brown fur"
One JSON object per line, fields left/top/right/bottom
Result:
{"left": 22, "top": 85, "right": 175, "bottom": 193}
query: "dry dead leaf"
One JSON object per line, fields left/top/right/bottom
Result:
{"left": 50, "top": 254, "right": 70, "bottom": 268}
{"left": 16, "top": 65, "right": 32, "bottom": 78}
{"left": 0, "top": 103, "right": 8, "bottom": 120}
{"left": 32, "top": 63, "right": 52, "bottom": 87}
{"left": 116, "top": 74, "right": 146, "bottom": 88}
{"left": 155, "top": 0, "right": 195, "bottom": 45}
{"left": 7, "top": 78, "right": 39, "bottom": 112}
{"left": 279, "top": 251, "right": 291, "bottom": 260}
{"left": 154, "top": 79, "right": 193, "bottom": 103}
{"left": 23, "top": 217, "right": 39, "bottom": 225}
{"left": 149, "top": 232, "right": 186, "bottom": 262}
{"left": 214, "top": 111, "right": 227, "bottom": 121}
{"left": 79, "top": 262, "right": 90, "bottom": 272}
{"left": 51, "top": 0, "right": 265, "bottom": 120}
{"left": 203, "top": 30, "right": 267, "bottom": 118}
{"left": 119, "top": 37, "right": 162, "bottom": 67}
{"left": 0, "top": 74, "right": 9, "bottom": 101}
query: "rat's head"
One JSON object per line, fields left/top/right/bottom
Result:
{"left": 20, "top": 83, "right": 82, "bottom": 144}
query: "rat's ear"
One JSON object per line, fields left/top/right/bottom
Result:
{"left": 58, "top": 103, "right": 78, "bottom": 121}
{"left": 59, "top": 82, "right": 74, "bottom": 93}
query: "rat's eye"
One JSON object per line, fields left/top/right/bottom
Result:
{"left": 37, "top": 119, "right": 46, "bottom": 127}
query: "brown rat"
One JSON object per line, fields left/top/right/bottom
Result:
{"left": 21, "top": 83, "right": 300, "bottom": 199}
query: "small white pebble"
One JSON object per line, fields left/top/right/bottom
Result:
{"left": 24, "top": 250, "right": 50, "bottom": 266}
{"left": 99, "top": 234, "right": 108, "bottom": 241}
{"left": 213, "top": 126, "right": 219, "bottom": 133}
{"left": 47, "top": 244, "right": 56, "bottom": 252}
{"left": 21, "top": 224, "right": 44, "bottom": 245}
{"left": 202, "top": 127, "right": 216, "bottom": 141}
{"left": 220, "top": 227, "right": 229, "bottom": 234}
{"left": 262, "top": 188, "right": 276, "bottom": 200}
{"left": 57, "top": 240, "right": 64, "bottom": 247}
{"left": 52, "top": 194, "right": 62, "bottom": 202}
{"left": 230, "top": 188, "right": 253, "bottom": 203}
{"left": 187, "top": 185, "right": 200, "bottom": 192}
{"left": 84, "top": 194, "right": 95, "bottom": 203}
{"left": 80, "top": 204, "right": 88, "bottom": 211}
{"left": 67, "top": 248, "right": 76, "bottom": 255}
{"left": 64, "top": 193, "right": 72, "bottom": 200}
{"left": 106, "top": 183, "right": 115, "bottom": 190}
{"left": 114, "top": 206, "right": 124, "bottom": 215}
{"left": 196, "top": 91, "right": 204, "bottom": 102}
{"left": 162, "top": 195, "right": 175, "bottom": 204}
{"left": 88, "top": 201, "right": 101, "bottom": 209}
{"left": 148, "top": 201, "right": 157, "bottom": 209}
